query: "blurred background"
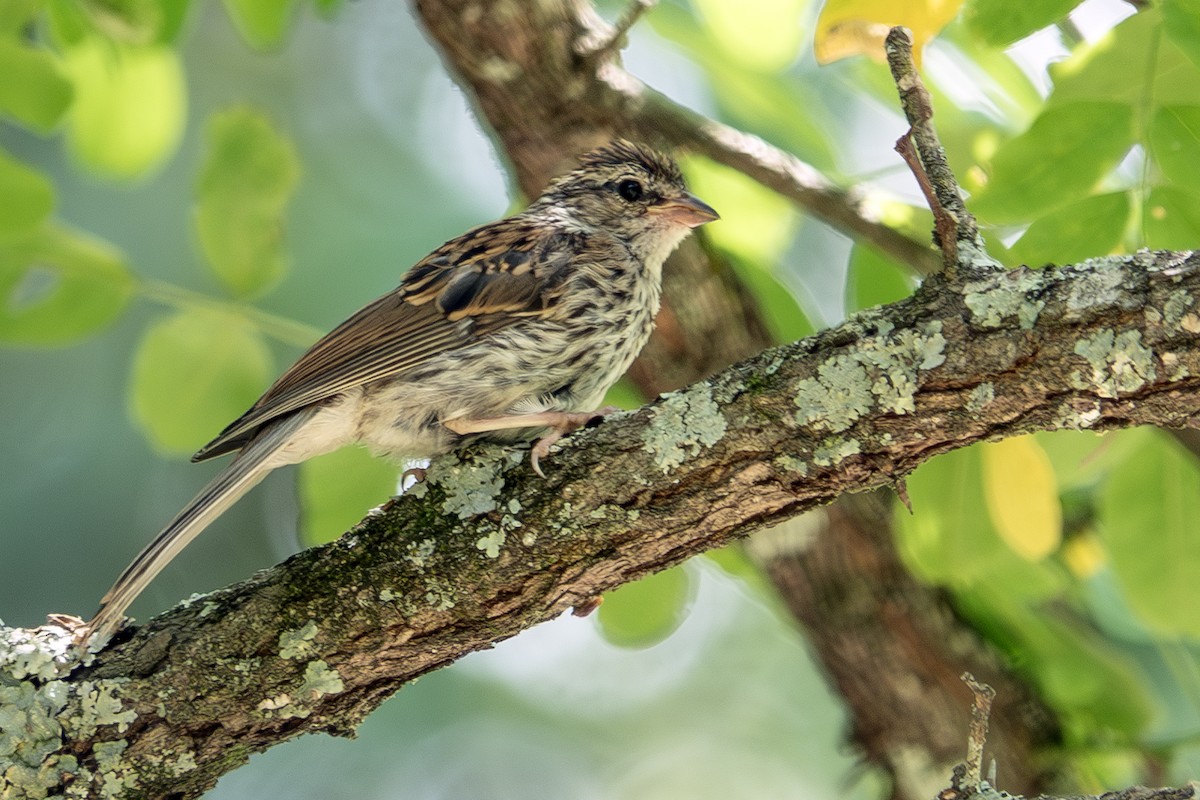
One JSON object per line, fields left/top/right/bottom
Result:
{"left": 5, "top": 0, "right": 1200, "bottom": 796}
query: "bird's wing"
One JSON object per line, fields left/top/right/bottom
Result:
{"left": 193, "top": 218, "right": 581, "bottom": 461}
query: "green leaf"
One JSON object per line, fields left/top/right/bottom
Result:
{"left": 54, "top": 0, "right": 189, "bottom": 44}
{"left": 691, "top": 0, "right": 806, "bottom": 72}
{"left": 649, "top": 4, "right": 835, "bottom": 166}
{"left": 299, "top": 447, "right": 399, "bottom": 545}
{"left": 0, "top": 224, "right": 133, "bottom": 345}
{"left": 845, "top": 244, "right": 914, "bottom": 312}
{"left": 1052, "top": 9, "right": 1200, "bottom": 108}
{"left": 1143, "top": 186, "right": 1200, "bottom": 249}
{"left": 1164, "top": 0, "right": 1200, "bottom": 73}
{"left": 894, "top": 445, "right": 1064, "bottom": 599}
{"left": 1100, "top": 432, "right": 1200, "bottom": 637}
{"left": 44, "top": 0, "right": 89, "bottom": 46}
{"left": 727, "top": 255, "right": 812, "bottom": 343}
{"left": 682, "top": 156, "right": 796, "bottom": 264}
{"left": 312, "top": 0, "right": 344, "bottom": 14}
{"left": 222, "top": 0, "right": 298, "bottom": 49}
{"left": 62, "top": 38, "right": 186, "bottom": 178}
{"left": 596, "top": 566, "right": 694, "bottom": 649}
{"left": 1148, "top": 105, "right": 1200, "bottom": 184}
{"left": 1009, "top": 192, "right": 1130, "bottom": 266}
{"left": 0, "top": 148, "right": 55, "bottom": 237}
{"left": 971, "top": 102, "right": 1134, "bottom": 224}
{"left": 0, "top": 0, "right": 43, "bottom": 33}
{"left": 0, "top": 39, "right": 74, "bottom": 132}
{"left": 602, "top": 378, "right": 647, "bottom": 411}
{"left": 1035, "top": 428, "right": 1142, "bottom": 490}
{"left": 130, "top": 308, "right": 273, "bottom": 453}
{"left": 963, "top": 0, "right": 1085, "bottom": 47}
{"left": 895, "top": 445, "right": 1002, "bottom": 585}
{"left": 195, "top": 107, "right": 301, "bottom": 298}
{"left": 958, "top": 584, "right": 1150, "bottom": 742}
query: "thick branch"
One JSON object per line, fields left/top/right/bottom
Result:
{"left": 8, "top": 250, "right": 1200, "bottom": 798}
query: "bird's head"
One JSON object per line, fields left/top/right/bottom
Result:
{"left": 532, "top": 139, "right": 719, "bottom": 266}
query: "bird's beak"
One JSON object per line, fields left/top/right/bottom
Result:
{"left": 653, "top": 193, "right": 720, "bottom": 228}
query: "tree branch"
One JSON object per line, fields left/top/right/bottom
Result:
{"left": 7, "top": 249, "right": 1200, "bottom": 797}
{"left": 411, "top": 0, "right": 940, "bottom": 276}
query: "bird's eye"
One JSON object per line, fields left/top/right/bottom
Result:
{"left": 617, "top": 179, "right": 644, "bottom": 202}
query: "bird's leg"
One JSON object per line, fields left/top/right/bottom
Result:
{"left": 443, "top": 407, "right": 620, "bottom": 477}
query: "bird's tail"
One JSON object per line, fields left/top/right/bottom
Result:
{"left": 85, "top": 410, "right": 316, "bottom": 644}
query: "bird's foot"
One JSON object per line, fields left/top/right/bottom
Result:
{"left": 444, "top": 407, "right": 622, "bottom": 477}
{"left": 529, "top": 407, "right": 620, "bottom": 477}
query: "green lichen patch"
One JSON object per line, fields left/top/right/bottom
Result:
{"left": 423, "top": 580, "right": 457, "bottom": 611}
{"left": 404, "top": 537, "right": 437, "bottom": 569}
{"left": 1163, "top": 289, "right": 1194, "bottom": 328}
{"left": 0, "top": 679, "right": 68, "bottom": 776}
{"left": 962, "top": 269, "right": 1046, "bottom": 329}
{"left": 475, "top": 505, "right": 523, "bottom": 559}
{"left": 1, "top": 624, "right": 82, "bottom": 682}
{"left": 1066, "top": 256, "right": 1126, "bottom": 312}
{"left": 2, "top": 752, "right": 78, "bottom": 800}
{"left": 261, "top": 660, "right": 346, "bottom": 721}
{"left": 475, "top": 528, "right": 505, "bottom": 559}
{"left": 812, "top": 438, "right": 861, "bottom": 467}
{"left": 1054, "top": 401, "right": 1102, "bottom": 430}
{"left": 793, "top": 356, "right": 872, "bottom": 432}
{"left": 774, "top": 455, "right": 809, "bottom": 476}
{"left": 1161, "top": 351, "right": 1191, "bottom": 381}
{"left": 641, "top": 384, "right": 728, "bottom": 472}
{"left": 278, "top": 621, "right": 319, "bottom": 660}
{"left": 966, "top": 382, "right": 995, "bottom": 413}
{"left": 407, "top": 444, "right": 511, "bottom": 519}
{"left": 1072, "top": 329, "right": 1157, "bottom": 397}
{"left": 298, "top": 660, "right": 344, "bottom": 700}
{"left": 65, "top": 680, "right": 137, "bottom": 738}
{"left": 140, "top": 746, "right": 199, "bottom": 781}
{"left": 793, "top": 320, "right": 945, "bottom": 430}
{"left": 93, "top": 740, "right": 137, "bottom": 799}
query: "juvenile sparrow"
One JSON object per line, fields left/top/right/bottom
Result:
{"left": 82, "top": 140, "right": 718, "bottom": 643}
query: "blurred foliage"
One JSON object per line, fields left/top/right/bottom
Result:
{"left": 195, "top": 106, "right": 301, "bottom": 298}
{"left": 7, "top": 0, "right": 1200, "bottom": 794}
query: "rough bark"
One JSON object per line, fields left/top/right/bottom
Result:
{"left": 6, "top": 250, "right": 1200, "bottom": 798}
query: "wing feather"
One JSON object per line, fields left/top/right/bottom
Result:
{"left": 193, "top": 219, "right": 580, "bottom": 461}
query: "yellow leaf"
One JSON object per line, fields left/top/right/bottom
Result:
{"left": 1062, "top": 533, "right": 1106, "bottom": 578}
{"left": 981, "top": 436, "right": 1062, "bottom": 561}
{"left": 814, "top": 0, "right": 964, "bottom": 64}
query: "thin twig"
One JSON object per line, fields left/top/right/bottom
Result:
{"left": 884, "top": 27, "right": 999, "bottom": 278}
{"left": 895, "top": 134, "right": 959, "bottom": 270}
{"left": 581, "top": 0, "right": 657, "bottom": 61}
{"left": 961, "top": 672, "right": 997, "bottom": 789}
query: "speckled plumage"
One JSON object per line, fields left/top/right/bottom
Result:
{"left": 81, "top": 140, "right": 717, "bottom": 644}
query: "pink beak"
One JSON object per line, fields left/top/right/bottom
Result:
{"left": 654, "top": 193, "right": 720, "bottom": 228}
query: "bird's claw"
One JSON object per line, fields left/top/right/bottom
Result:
{"left": 528, "top": 406, "right": 621, "bottom": 477}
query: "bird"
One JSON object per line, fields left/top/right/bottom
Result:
{"left": 79, "top": 139, "right": 719, "bottom": 645}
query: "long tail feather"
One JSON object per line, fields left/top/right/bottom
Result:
{"left": 85, "top": 409, "right": 316, "bottom": 643}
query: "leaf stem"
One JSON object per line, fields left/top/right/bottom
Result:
{"left": 136, "top": 278, "right": 322, "bottom": 349}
